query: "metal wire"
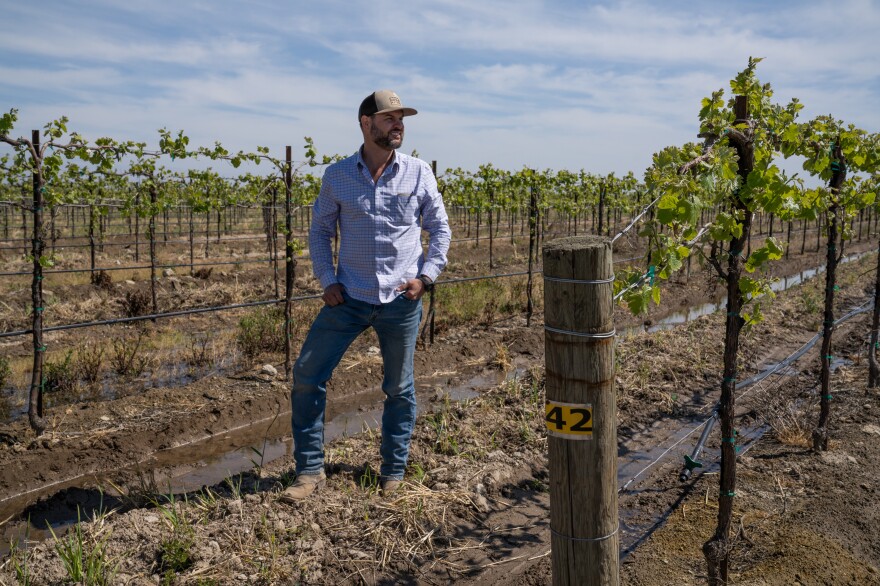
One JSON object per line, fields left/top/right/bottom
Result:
{"left": 0, "top": 270, "right": 542, "bottom": 338}
{"left": 611, "top": 194, "right": 661, "bottom": 244}
{"left": 0, "top": 294, "right": 322, "bottom": 338}
{"left": 0, "top": 257, "right": 282, "bottom": 277}
{"left": 616, "top": 297, "right": 874, "bottom": 493}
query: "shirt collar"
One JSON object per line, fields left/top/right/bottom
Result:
{"left": 357, "top": 146, "right": 400, "bottom": 177}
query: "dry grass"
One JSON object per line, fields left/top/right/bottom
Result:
{"left": 364, "top": 482, "right": 478, "bottom": 568}
{"left": 488, "top": 342, "right": 511, "bottom": 371}
{"left": 339, "top": 351, "right": 384, "bottom": 372}
{"left": 773, "top": 418, "right": 813, "bottom": 448}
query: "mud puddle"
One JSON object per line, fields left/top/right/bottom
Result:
{"left": 0, "top": 365, "right": 521, "bottom": 556}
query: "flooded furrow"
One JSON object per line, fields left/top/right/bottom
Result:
{"left": 0, "top": 366, "right": 510, "bottom": 557}
{"left": 621, "top": 250, "right": 870, "bottom": 337}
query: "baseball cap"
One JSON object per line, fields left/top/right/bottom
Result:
{"left": 358, "top": 90, "right": 418, "bottom": 120}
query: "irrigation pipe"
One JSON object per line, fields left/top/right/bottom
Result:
{"left": 0, "top": 294, "right": 321, "bottom": 339}
{"left": 0, "top": 234, "right": 273, "bottom": 252}
{"left": 618, "top": 297, "right": 874, "bottom": 494}
{"left": 0, "top": 258, "right": 276, "bottom": 277}
{"left": 0, "top": 270, "right": 544, "bottom": 339}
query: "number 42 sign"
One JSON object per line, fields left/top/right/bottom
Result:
{"left": 545, "top": 400, "right": 593, "bottom": 440}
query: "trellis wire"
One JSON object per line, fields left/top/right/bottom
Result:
{"left": 0, "top": 294, "right": 320, "bottom": 338}
{"left": 0, "top": 258, "right": 275, "bottom": 277}
{"left": 0, "top": 270, "right": 544, "bottom": 339}
{"left": 611, "top": 193, "right": 661, "bottom": 244}
{"left": 616, "top": 298, "right": 873, "bottom": 493}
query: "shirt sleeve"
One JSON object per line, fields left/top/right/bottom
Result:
{"left": 419, "top": 165, "right": 451, "bottom": 282}
{"left": 309, "top": 176, "right": 339, "bottom": 289}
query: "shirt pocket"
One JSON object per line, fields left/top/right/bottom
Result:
{"left": 383, "top": 191, "right": 419, "bottom": 225}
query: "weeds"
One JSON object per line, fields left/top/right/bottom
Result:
{"left": 771, "top": 412, "right": 813, "bottom": 448}
{"left": 75, "top": 342, "right": 105, "bottom": 384}
{"left": 193, "top": 487, "right": 219, "bottom": 514}
{"left": 236, "top": 306, "right": 286, "bottom": 362}
{"left": 110, "top": 331, "right": 149, "bottom": 378}
{"left": 43, "top": 350, "right": 79, "bottom": 395}
{"left": 150, "top": 490, "right": 190, "bottom": 534}
{"left": 425, "top": 397, "right": 461, "bottom": 456}
{"left": 359, "top": 464, "right": 380, "bottom": 495}
{"left": 151, "top": 489, "right": 195, "bottom": 579}
{"left": 107, "top": 464, "right": 160, "bottom": 509}
{"left": 120, "top": 289, "right": 152, "bottom": 317}
{"left": 158, "top": 536, "right": 194, "bottom": 576}
{"left": 249, "top": 446, "right": 266, "bottom": 475}
{"left": 252, "top": 514, "right": 282, "bottom": 581}
{"left": 186, "top": 334, "right": 215, "bottom": 368}
{"left": 436, "top": 281, "right": 495, "bottom": 327}
{"left": 799, "top": 287, "right": 821, "bottom": 316}
{"left": 226, "top": 473, "right": 245, "bottom": 500}
{"left": 435, "top": 276, "right": 542, "bottom": 331}
{"left": 482, "top": 295, "right": 499, "bottom": 327}
{"left": 515, "top": 366, "right": 545, "bottom": 407}
{"left": 489, "top": 342, "right": 511, "bottom": 370}
{"left": 364, "top": 483, "right": 477, "bottom": 569}
{"left": 91, "top": 269, "right": 113, "bottom": 290}
{"left": 0, "top": 394, "right": 11, "bottom": 423}
{"left": 48, "top": 509, "right": 120, "bottom": 586}
{"left": 518, "top": 414, "right": 536, "bottom": 444}
{"left": 0, "top": 354, "right": 11, "bottom": 390}
{"left": 7, "top": 531, "right": 33, "bottom": 586}
{"left": 408, "top": 461, "right": 428, "bottom": 485}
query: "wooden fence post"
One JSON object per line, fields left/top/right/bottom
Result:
{"left": 543, "top": 235, "right": 618, "bottom": 586}
{"left": 284, "top": 146, "right": 294, "bottom": 380}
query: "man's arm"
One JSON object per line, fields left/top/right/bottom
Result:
{"left": 418, "top": 165, "right": 451, "bottom": 282}
{"left": 309, "top": 179, "right": 344, "bottom": 305}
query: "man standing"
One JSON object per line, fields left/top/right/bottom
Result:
{"left": 281, "top": 90, "right": 451, "bottom": 501}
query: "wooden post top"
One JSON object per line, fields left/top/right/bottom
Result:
{"left": 542, "top": 235, "right": 611, "bottom": 253}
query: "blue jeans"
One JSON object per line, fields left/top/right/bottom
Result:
{"left": 291, "top": 291, "right": 422, "bottom": 480}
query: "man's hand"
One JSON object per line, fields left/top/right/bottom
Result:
{"left": 396, "top": 278, "right": 426, "bottom": 300}
{"left": 322, "top": 283, "right": 345, "bottom": 306}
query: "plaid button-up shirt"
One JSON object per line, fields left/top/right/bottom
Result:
{"left": 309, "top": 149, "right": 451, "bottom": 304}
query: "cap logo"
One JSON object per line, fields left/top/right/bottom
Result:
{"left": 388, "top": 96, "right": 401, "bottom": 106}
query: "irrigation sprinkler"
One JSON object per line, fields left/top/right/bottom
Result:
{"left": 679, "top": 410, "right": 718, "bottom": 482}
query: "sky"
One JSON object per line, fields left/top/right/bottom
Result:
{"left": 1, "top": 0, "right": 878, "bottom": 179}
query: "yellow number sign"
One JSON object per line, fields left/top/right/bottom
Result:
{"left": 545, "top": 400, "right": 593, "bottom": 440}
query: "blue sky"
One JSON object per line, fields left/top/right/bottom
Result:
{"left": 2, "top": 0, "right": 878, "bottom": 178}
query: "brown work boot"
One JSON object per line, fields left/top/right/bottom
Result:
{"left": 379, "top": 478, "right": 403, "bottom": 497}
{"left": 279, "top": 472, "right": 326, "bottom": 503}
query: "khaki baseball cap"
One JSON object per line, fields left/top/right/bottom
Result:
{"left": 358, "top": 90, "right": 418, "bottom": 120}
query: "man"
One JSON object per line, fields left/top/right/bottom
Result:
{"left": 281, "top": 90, "right": 452, "bottom": 501}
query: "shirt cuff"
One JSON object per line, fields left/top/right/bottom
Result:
{"left": 419, "top": 264, "right": 441, "bottom": 282}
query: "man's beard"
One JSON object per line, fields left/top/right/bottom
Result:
{"left": 371, "top": 125, "right": 403, "bottom": 150}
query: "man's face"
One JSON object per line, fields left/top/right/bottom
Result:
{"left": 365, "top": 111, "right": 405, "bottom": 150}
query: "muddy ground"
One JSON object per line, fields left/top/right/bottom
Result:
{"left": 0, "top": 225, "right": 878, "bottom": 584}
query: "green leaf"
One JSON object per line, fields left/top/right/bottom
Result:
{"left": 721, "top": 160, "right": 738, "bottom": 181}
{"left": 0, "top": 108, "right": 19, "bottom": 135}
{"left": 744, "top": 238, "right": 784, "bottom": 272}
